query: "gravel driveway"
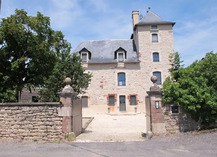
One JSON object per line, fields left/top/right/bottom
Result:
{"left": 76, "top": 113, "right": 147, "bottom": 142}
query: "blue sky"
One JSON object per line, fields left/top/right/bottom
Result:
{"left": 1, "top": 0, "right": 217, "bottom": 66}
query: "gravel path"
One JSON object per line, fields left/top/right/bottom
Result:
{"left": 76, "top": 113, "right": 147, "bottom": 142}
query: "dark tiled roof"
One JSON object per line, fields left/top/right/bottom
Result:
{"left": 73, "top": 40, "right": 139, "bottom": 63}
{"left": 137, "top": 10, "right": 175, "bottom": 26}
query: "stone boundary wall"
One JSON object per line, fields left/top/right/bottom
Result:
{"left": 163, "top": 105, "right": 201, "bottom": 134}
{"left": 0, "top": 102, "right": 64, "bottom": 142}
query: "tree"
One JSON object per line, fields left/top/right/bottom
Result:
{"left": 163, "top": 52, "right": 217, "bottom": 126}
{"left": 0, "top": 9, "right": 68, "bottom": 101}
{"left": 168, "top": 52, "right": 183, "bottom": 80}
{"left": 39, "top": 51, "right": 92, "bottom": 102}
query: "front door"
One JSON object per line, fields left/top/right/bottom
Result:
{"left": 119, "top": 95, "right": 126, "bottom": 111}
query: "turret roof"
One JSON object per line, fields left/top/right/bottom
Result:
{"left": 137, "top": 9, "right": 175, "bottom": 26}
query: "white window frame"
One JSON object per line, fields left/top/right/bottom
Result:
{"left": 152, "top": 33, "right": 159, "bottom": 43}
{"left": 117, "top": 51, "right": 125, "bottom": 62}
{"left": 81, "top": 52, "right": 88, "bottom": 62}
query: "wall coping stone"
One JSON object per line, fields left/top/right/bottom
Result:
{"left": 0, "top": 102, "right": 62, "bottom": 107}
{"left": 147, "top": 91, "right": 162, "bottom": 96}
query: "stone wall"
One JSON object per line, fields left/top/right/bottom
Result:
{"left": 0, "top": 103, "right": 63, "bottom": 142}
{"left": 163, "top": 105, "right": 201, "bottom": 134}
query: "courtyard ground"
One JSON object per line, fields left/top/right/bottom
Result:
{"left": 76, "top": 107, "right": 147, "bottom": 142}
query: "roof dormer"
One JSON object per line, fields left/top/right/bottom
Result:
{"left": 114, "top": 47, "right": 127, "bottom": 62}
{"left": 79, "top": 48, "right": 91, "bottom": 62}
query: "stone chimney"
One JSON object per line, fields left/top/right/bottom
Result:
{"left": 132, "top": 10, "right": 139, "bottom": 27}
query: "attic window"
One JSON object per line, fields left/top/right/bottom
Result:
{"left": 114, "top": 47, "right": 127, "bottom": 62}
{"left": 81, "top": 53, "right": 87, "bottom": 62}
{"left": 118, "top": 52, "right": 124, "bottom": 62}
{"left": 151, "top": 25, "right": 158, "bottom": 30}
{"left": 79, "top": 48, "right": 91, "bottom": 62}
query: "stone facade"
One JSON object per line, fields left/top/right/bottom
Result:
{"left": 0, "top": 103, "right": 63, "bottom": 141}
{"left": 75, "top": 9, "right": 175, "bottom": 113}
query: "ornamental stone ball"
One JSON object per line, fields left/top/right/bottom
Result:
{"left": 150, "top": 75, "right": 161, "bottom": 91}
{"left": 151, "top": 75, "right": 158, "bottom": 84}
{"left": 62, "top": 77, "right": 74, "bottom": 93}
{"left": 64, "top": 77, "right": 71, "bottom": 85}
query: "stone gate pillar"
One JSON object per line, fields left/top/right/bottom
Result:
{"left": 146, "top": 76, "right": 166, "bottom": 135}
{"left": 59, "top": 77, "right": 77, "bottom": 133}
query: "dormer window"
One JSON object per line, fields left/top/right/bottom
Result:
{"left": 114, "top": 47, "right": 127, "bottom": 62}
{"left": 118, "top": 52, "right": 124, "bottom": 62}
{"left": 79, "top": 48, "right": 91, "bottom": 63}
{"left": 81, "top": 53, "right": 87, "bottom": 62}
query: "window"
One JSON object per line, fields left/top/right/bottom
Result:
{"left": 118, "top": 52, "right": 124, "bottom": 62}
{"left": 153, "top": 71, "right": 161, "bottom": 85}
{"left": 152, "top": 33, "right": 158, "bottom": 42}
{"left": 130, "top": 95, "right": 136, "bottom": 105}
{"left": 114, "top": 47, "right": 127, "bottom": 62}
{"left": 82, "top": 96, "right": 88, "bottom": 108}
{"left": 153, "top": 52, "right": 159, "bottom": 62}
{"left": 79, "top": 48, "right": 91, "bottom": 62}
{"left": 81, "top": 53, "right": 87, "bottom": 62}
{"left": 118, "top": 73, "right": 126, "bottom": 86}
{"left": 151, "top": 25, "right": 158, "bottom": 30}
{"left": 171, "top": 106, "right": 179, "bottom": 113}
{"left": 109, "top": 95, "right": 115, "bottom": 106}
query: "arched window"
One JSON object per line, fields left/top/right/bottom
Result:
{"left": 153, "top": 52, "right": 159, "bottom": 62}
{"left": 152, "top": 33, "right": 158, "bottom": 43}
{"left": 153, "top": 71, "right": 161, "bottom": 85}
{"left": 118, "top": 72, "right": 126, "bottom": 86}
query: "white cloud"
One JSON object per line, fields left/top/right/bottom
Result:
{"left": 174, "top": 16, "right": 217, "bottom": 66}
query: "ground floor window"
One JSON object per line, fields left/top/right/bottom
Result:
{"left": 130, "top": 95, "right": 137, "bottom": 105}
{"left": 171, "top": 106, "right": 179, "bottom": 113}
{"left": 108, "top": 95, "right": 115, "bottom": 106}
{"left": 82, "top": 96, "right": 88, "bottom": 107}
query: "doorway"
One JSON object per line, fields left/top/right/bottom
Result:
{"left": 119, "top": 95, "right": 126, "bottom": 111}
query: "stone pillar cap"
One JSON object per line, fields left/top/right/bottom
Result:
{"left": 150, "top": 76, "right": 161, "bottom": 91}
{"left": 62, "top": 77, "right": 74, "bottom": 93}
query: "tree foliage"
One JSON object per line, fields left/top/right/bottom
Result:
{"left": 39, "top": 52, "right": 92, "bottom": 102}
{"left": 0, "top": 9, "right": 91, "bottom": 102}
{"left": 163, "top": 52, "right": 217, "bottom": 126}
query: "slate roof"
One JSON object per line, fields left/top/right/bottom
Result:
{"left": 137, "top": 10, "right": 175, "bottom": 26}
{"left": 73, "top": 40, "right": 139, "bottom": 64}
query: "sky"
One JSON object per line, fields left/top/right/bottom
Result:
{"left": 1, "top": 0, "right": 217, "bottom": 66}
